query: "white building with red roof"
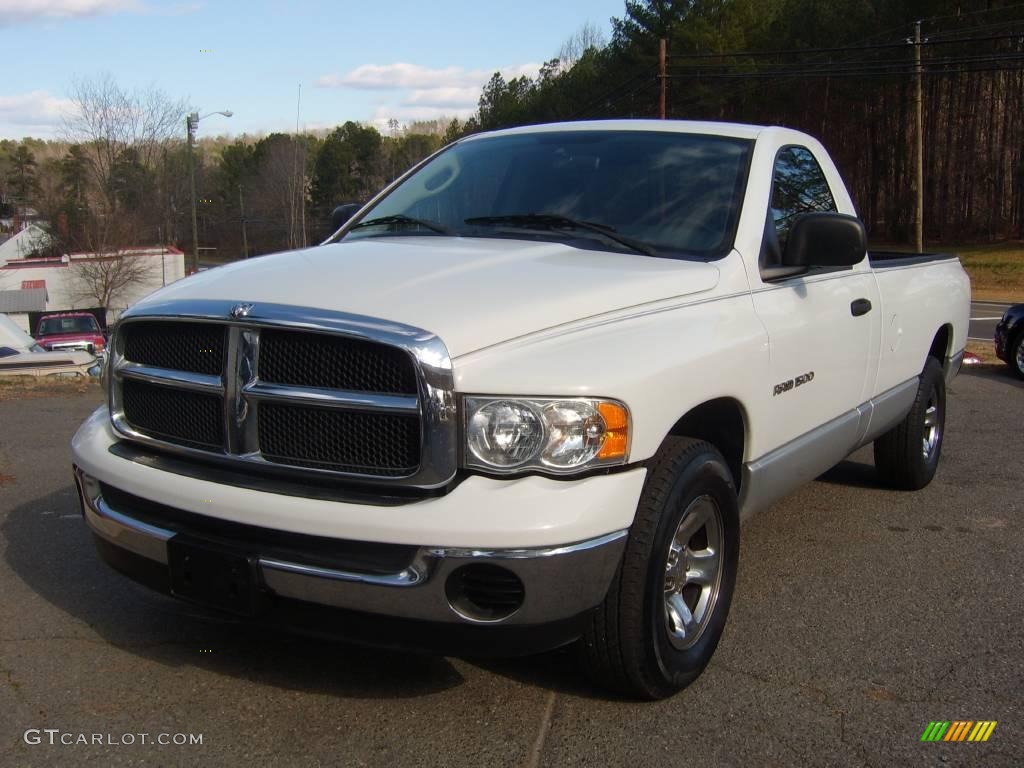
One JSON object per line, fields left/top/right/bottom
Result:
{"left": 0, "top": 238, "right": 186, "bottom": 333}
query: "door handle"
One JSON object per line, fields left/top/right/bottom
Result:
{"left": 851, "top": 298, "right": 872, "bottom": 317}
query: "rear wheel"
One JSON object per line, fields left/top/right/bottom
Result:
{"left": 581, "top": 437, "right": 739, "bottom": 699}
{"left": 873, "top": 357, "right": 946, "bottom": 490}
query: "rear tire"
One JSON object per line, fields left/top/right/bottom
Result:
{"left": 581, "top": 437, "right": 739, "bottom": 700}
{"left": 873, "top": 357, "right": 946, "bottom": 490}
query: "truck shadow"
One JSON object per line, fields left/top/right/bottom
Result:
{"left": 467, "top": 651, "right": 611, "bottom": 700}
{"left": 960, "top": 364, "right": 1024, "bottom": 390}
{"left": 2, "top": 486, "right": 466, "bottom": 699}
{"left": 815, "top": 459, "right": 882, "bottom": 489}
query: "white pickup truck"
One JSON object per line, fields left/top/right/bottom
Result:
{"left": 72, "top": 120, "right": 970, "bottom": 699}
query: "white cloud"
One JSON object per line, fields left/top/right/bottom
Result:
{"left": 317, "top": 62, "right": 542, "bottom": 92}
{"left": 368, "top": 105, "right": 475, "bottom": 132}
{"left": 402, "top": 87, "right": 481, "bottom": 109}
{"left": 318, "top": 61, "right": 542, "bottom": 128}
{"left": 0, "top": 90, "right": 73, "bottom": 127}
{"left": 319, "top": 63, "right": 481, "bottom": 91}
{"left": 500, "top": 63, "right": 545, "bottom": 81}
{"left": 0, "top": 0, "right": 142, "bottom": 26}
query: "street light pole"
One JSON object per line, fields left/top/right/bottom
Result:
{"left": 239, "top": 183, "right": 249, "bottom": 258}
{"left": 186, "top": 113, "right": 199, "bottom": 275}
{"left": 185, "top": 109, "right": 233, "bottom": 275}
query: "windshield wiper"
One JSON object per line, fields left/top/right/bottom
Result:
{"left": 350, "top": 214, "right": 454, "bottom": 235}
{"left": 464, "top": 213, "right": 655, "bottom": 256}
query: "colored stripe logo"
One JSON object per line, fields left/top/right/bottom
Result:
{"left": 920, "top": 721, "right": 997, "bottom": 742}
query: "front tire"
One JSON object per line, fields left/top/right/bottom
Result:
{"left": 581, "top": 437, "right": 739, "bottom": 700}
{"left": 873, "top": 357, "right": 946, "bottom": 490}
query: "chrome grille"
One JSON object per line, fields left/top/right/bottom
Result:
{"left": 122, "top": 321, "right": 225, "bottom": 375}
{"left": 259, "top": 402, "right": 420, "bottom": 475}
{"left": 259, "top": 329, "right": 417, "bottom": 394}
{"left": 109, "top": 301, "right": 458, "bottom": 488}
{"left": 122, "top": 379, "right": 224, "bottom": 450}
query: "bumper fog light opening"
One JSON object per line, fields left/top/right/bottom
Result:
{"left": 445, "top": 563, "right": 525, "bottom": 623}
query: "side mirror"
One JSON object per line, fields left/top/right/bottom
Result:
{"left": 330, "top": 203, "right": 362, "bottom": 231}
{"left": 782, "top": 213, "right": 867, "bottom": 268}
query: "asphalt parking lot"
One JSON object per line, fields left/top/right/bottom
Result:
{"left": 1, "top": 368, "right": 1021, "bottom": 767}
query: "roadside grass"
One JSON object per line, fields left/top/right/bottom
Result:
{"left": 0, "top": 375, "right": 101, "bottom": 401}
{"left": 948, "top": 242, "right": 1024, "bottom": 302}
{"left": 874, "top": 241, "right": 1023, "bottom": 301}
{"left": 965, "top": 340, "right": 1002, "bottom": 366}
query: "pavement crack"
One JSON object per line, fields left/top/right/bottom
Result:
{"left": 524, "top": 690, "right": 557, "bottom": 768}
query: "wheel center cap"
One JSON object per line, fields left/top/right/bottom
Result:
{"left": 665, "top": 550, "right": 686, "bottom": 592}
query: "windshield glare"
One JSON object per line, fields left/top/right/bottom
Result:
{"left": 340, "top": 130, "right": 752, "bottom": 257}
{"left": 38, "top": 316, "right": 98, "bottom": 335}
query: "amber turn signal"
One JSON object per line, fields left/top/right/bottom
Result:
{"left": 597, "top": 401, "right": 630, "bottom": 460}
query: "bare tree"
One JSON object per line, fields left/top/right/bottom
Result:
{"left": 67, "top": 214, "right": 154, "bottom": 309}
{"left": 557, "top": 22, "right": 607, "bottom": 71}
{"left": 61, "top": 74, "right": 188, "bottom": 212}
{"left": 252, "top": 135, "right": 309, "bottom": 250}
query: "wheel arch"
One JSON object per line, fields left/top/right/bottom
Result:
{"left": 929, "top": 324, "right": 953, "bottom": 362}
{"left": 929, "top": 323, "right": 959, "bottom": 381}
{"left": 664, "top": 397, "right": 748, "bottom": 492}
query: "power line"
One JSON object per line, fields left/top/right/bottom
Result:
{"left": 920, "top": 0, "right": 1024, "bottom": 24}
{"left": 570, "top": 18, "right": 1024, "bottom": 120}
{"left": 664, "top": 52, "right": 1024, "bottom": 79}
{"left": 928, "top": 20, "right": 1024, "bottom": 40}
{"left": 663, "top": 31, "right": 1024, "bottom": 64}
{"left": 664, "top": 63, "right": 1024, "bottom": 80}
{"left": 569, "top": 71, "right": 650, "bottom": 118}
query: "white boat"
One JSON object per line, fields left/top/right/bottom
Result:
{"left": 0, "top": 314, "right": 101, "bottom": 378}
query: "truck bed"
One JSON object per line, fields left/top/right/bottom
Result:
{"left": 868, "top": 251, "right": 958, "bottom": 268}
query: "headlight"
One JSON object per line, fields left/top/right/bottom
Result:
{"left": 464, "top": 396, "right": 630, "bottom": 475}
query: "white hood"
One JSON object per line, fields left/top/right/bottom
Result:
{"left": 141, "top": 237, "right": 720, "bottom": 357}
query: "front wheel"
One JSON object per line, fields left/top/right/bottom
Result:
{"left": 874, "top": 357, "right": 946, "bottom": 490}
{"left": 581, "top": 437, "right": 739, "bottom": 700}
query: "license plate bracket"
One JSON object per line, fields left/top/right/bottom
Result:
{"left": 167, "top": 537, "right": 260, "bottom": 616}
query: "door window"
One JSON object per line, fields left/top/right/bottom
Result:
{"left": 770, "top": 147, "right": 836, "bottom": 251}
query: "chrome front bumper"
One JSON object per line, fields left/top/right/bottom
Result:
{"left": 76, "top": 470, "right": 627, "bottom": 627}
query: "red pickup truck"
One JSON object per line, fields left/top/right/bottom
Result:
{"left": 35, "top": 312, "right": 106, "bottom": 354}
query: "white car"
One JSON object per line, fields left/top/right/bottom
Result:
{"left": 0, "top": 314, "right": 100, "bottom": 378}
{"left": 71, "top": 120, "right": 969, "bottom": 698}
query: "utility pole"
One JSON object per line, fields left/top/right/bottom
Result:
{"left": 913, "top": 20, "right": 924, "bottom": 253}
{"left": 186, "top": 113, "right": 199, "bottom": 274}
{"left": 238, "top": 184, "right": 249, "bottom": 259}
{"left": 659, "top": 38, "right": 667, "bottom": 119}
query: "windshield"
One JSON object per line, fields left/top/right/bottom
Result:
{"left": 38, "top": 316, "right": 99, "bottom": 335}
{"left": 335, "top": 130, "right": 752, "bottom": 258}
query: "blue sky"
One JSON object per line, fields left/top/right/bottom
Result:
{"left": 0, "top": 0, "right": 626, "bottom": 140}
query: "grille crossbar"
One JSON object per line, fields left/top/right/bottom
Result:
{"left": 108, "top": 305, "right": 456, "bottom": 488}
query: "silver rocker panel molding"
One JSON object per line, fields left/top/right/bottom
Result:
{"left": 739, "top": 377, "right": 918, "bottom": 520}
